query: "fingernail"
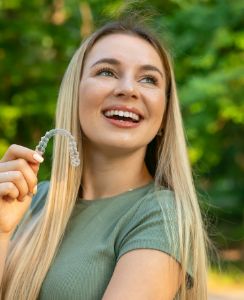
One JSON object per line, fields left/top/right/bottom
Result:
{"left": 33, "top": 185, "right": 37, "bottom": 195}
{"left": 33, "top": 153, "right": 44, "bottom": 163}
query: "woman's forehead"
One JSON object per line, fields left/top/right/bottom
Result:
{"left": 84, "top": 33, "right": 164, "bottom": 70}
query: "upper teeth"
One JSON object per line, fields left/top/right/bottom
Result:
{"left": 104, "top": 110, "right": 140, "bottom": 121}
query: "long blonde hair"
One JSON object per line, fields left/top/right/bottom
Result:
{"left": 1, "top": 20, "right": 209, "bottom": 299}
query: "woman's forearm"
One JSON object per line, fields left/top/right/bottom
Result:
{"left": 0, "top": 234, "right": 11, "bottom": 287}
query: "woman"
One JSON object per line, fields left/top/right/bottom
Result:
{"left": 0, "top": 20, "right": 209, "bottom": 299}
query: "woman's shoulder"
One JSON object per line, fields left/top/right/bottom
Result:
{"left": 119, "top": 184, "right": 178, "bottom": 242}
{"left": 116, "top": 185, "right": 179, "bottom": 264}
{"left": 140, "top": 184, "right": 177, "bottom": 216}
{"left": 128, "top": 184, "right": 179, "bottom": 237}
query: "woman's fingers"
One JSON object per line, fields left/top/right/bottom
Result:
{"left": 0, "top": 181, "right": 19, "bottom": 200}
{"left": 28, "top": 162, "right": 40, "bottom": 175}
{"left": 0, "top": 144, "right": 44, "bottom": 235}
{"left": 0, "top": 171, "right": 29, "bottom": 201}
{"left": 0, "top": 144, "right": 44, "bottom": 202}
{"left": 0, "top": 144, "right": 44, "bottom": 168}
{"left": 0, "top": 159, "right": 38, "bottom": 196}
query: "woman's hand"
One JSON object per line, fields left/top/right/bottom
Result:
{"left": 0, "top": 144, "right": 44, "bottom": 238}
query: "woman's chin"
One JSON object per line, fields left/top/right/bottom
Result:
{"left": 85, "top": 139, "right": 147, "bottom": 156}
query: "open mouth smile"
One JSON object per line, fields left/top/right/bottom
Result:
{"left": 102, "top": 107, "right": 144, "bottom": 128}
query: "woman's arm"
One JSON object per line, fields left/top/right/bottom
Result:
{"left": 0, "top": 144, "right": 43, "bottom": 287}
{"left": 102, "top": 248, "right": 182, "bottom": 300}
{"left": 0, "top": 234, "right": 11, "bottom": 287}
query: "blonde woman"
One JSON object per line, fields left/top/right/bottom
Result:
{"left": 0, "top": 20, "right": 209, "bottom": 299}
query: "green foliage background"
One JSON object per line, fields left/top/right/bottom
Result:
{"left": 0, "top": 0, "right": 243, "bottom": 257}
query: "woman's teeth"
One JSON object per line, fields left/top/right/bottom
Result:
{"left": 104, "top": 110, "right": 140, "bottom": 122}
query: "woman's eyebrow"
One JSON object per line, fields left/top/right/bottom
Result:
{"left": 140, "top": 65, "right": 164, "bottom": 79}
{"left": 91, "top": 58, "right": 120, "bottom": 68}
{"left": 91, "top": 58, "right": 164, "bottom": 78}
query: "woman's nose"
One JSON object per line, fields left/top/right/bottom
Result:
{"left": 113, "top": 77, "right": 139, "bottom": 99}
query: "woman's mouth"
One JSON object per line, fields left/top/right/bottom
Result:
{"left": 102, "top": 109, "right": 143, "bottom": 128}
{"left": 104, "top": 109, "right": 140, "bottom": 122}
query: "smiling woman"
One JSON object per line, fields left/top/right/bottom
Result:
{"left": 79, "top": 33, "right": 166, "bottom": 163}
{"left": 0, "top": 18, "right": 209, "bottom": 300}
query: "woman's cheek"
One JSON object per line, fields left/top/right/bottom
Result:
{"left": 80, "top": 79, "right": 113, "bottom": 108}
{"left": 146, "top": 92, "right": 165, "bottom": 121}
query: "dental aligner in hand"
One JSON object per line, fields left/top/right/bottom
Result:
{"left": 35, "top": 129, "right": 80, "bottom": 167}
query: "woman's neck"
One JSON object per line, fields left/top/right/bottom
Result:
{"left": 80, "top": 146, "right": 153, "bottom": 200}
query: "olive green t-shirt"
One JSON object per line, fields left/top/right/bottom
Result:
{"left": 27, "top": 181, "right": 192, "bottom": 299}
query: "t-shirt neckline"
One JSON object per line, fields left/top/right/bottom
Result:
{"left": 77, "top": 180, "right": 155, "bottom": 205}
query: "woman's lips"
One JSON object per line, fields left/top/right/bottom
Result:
{"left": 102, "top": 114, "right": 141, "bottom": 128}
{"left": 101, "top": 105, "right": 144, "bottom": 129}
{"left": 102, "top": 105, "right": 144, "bottom": 119}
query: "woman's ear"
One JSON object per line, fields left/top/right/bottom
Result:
{"left": 156, "top": 121, "right": 165, "bottom": 136}
{"left": 156, "top": 128, "right": 163, "bottom": 136}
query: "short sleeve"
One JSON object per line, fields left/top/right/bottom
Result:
{"left": 116, "top": 189, "right": 193, "bottom": 288}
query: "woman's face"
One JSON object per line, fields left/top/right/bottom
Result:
{"left": 79, "top": 33, "right": 166, "bottom": 154}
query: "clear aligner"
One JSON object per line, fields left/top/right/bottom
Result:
{"left": 35, "top": 129, "right": 80, "bottom": 167}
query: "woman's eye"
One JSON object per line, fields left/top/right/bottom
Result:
{"left": 141, "top": 76, "right": 158, "bottom": 84}
{"left": 96, "top": 68, "right": 115, "bottom": 77}
{"left": 140, "top": 76, "right": 158, "bottom": 85}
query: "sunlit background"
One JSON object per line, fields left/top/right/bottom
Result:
{"left": 0, "top": 0, "right": 243, "bottom": 299}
